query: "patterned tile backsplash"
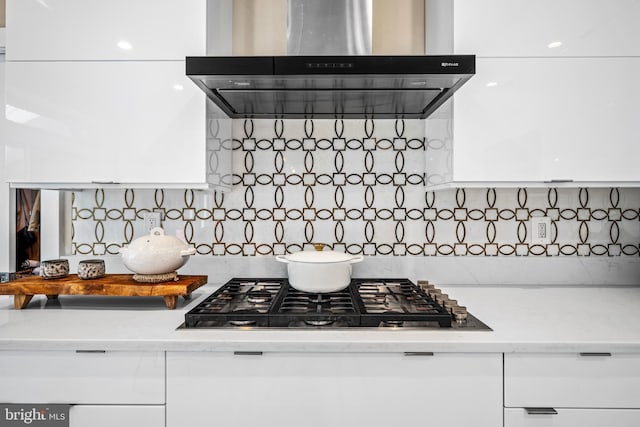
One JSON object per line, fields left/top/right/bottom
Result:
{"left": 71, "top": 119, "right": 640, "bottom": 257}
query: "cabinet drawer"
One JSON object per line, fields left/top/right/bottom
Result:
{"left": 168, "top": 352, "right": 503, "bottom": 426}
{"left": 505, "top": 353, "right": 640, "bottom": 408}
{"left": 70, "top": 405, "right": 164, "bottom": 427}
{"left": 505, "top": 408, "right": 640, "bottom": 427}
{"left": 0, "top": 351, "right": 165, "bottom": 404}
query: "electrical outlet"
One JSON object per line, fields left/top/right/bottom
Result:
{"left": 144, "top": 212, "right": 162, "bottom": 233}
{"left": 530, "top": 216, "right": 551, "bottom": 245}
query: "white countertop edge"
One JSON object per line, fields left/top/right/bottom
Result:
{"left": 2, "top": 338, "right": 640, "bottom": 354}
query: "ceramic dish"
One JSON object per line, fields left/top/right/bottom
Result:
{"left": 40, "top": 259, "right": 69, "bottom": 279}
{"left": 77, "top": 259, "right": 106, "bottom": 279}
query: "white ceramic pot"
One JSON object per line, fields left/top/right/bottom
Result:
{"left": 275, "top": 249, "right": 364, "bottom": 293}
{"left": 119, "top": 227, "right": 196, "bottom": 275}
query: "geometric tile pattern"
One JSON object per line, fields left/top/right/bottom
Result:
{"left": 71, "top": 119, "right": 640, "bottom": 257}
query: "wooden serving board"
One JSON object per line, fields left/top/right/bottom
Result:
{"left": 0, "top": 274, "right": 208, "bottom": 310}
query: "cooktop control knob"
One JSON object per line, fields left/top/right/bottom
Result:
{"left": 443, "top": 299, "right": 458, "bottom": 312}
{"left": 435, "top": 293, "right": 449, "bottom": 304}
{"left": 419, "top": 282, "right": 434, "bottom": 292}
{"left": 452, "top": 306, "right": 468, "bottom": 323}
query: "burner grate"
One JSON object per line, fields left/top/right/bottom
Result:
{"left": 269, "top": 286, "right": 360, "bottom": 327}
{"left": 184, "top": 278, "right": 459, "bottom": 328}
{"left": 354, "top": 279, "right": 452, "bottom": 327}
{"left": 184, "top": 278, "right": 282, "bottom": 327}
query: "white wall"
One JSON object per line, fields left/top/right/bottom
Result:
{"left": 0, "top": 54, "right": 16, "bottom": 276}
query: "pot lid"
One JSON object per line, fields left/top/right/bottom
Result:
{"left": 127, "top": 227, "right": 191, "bottom": 251}
{"left": 285, "top": 249, "right": 355, "bottom": 263}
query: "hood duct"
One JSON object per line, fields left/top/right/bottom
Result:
{"left": 287, "top": 0, "right": 372, "bottom": 56}
{"left": 187, "top": 0, "right": 474, "bottom": 119}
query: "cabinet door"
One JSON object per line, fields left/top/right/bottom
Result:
{"left": 505, "top": 408, "right": 640, "bottom": 427}
{"left": 6, "top": 0, "right": 205, "bottom": 60}
{"left": 167, "top": 352, "right": 503, "bottom": 427}
{"left": 70, "top": 405, "right": 164, "bottom": 427}
{"left": 451, "top": 57, "right": 640, "bottom": 183}
{"left": 4, "top": 61, "right": 206, "bottom": 185}
{"left": 454, "top": 0, "right": 640, "bottom": 57}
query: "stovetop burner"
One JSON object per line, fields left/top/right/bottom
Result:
{"left": 183, "top": 278, "right": 491, "bottom": 330}
{"left": 246, "top": 290, "right": 272, "bottom": 304}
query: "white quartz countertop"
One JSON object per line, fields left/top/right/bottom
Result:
{"left": 1, "top": 283, "right": 640, "bottom": 353}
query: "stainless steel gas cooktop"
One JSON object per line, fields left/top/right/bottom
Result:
{"left": 182, "top": 278, "right": 491, "bottom": 330}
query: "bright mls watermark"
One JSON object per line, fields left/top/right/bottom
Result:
{"left": 0, "top": 405, "right": 69, "bottom": 427}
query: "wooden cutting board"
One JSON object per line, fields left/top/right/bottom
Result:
{"left": 0, "top": 274, "right": 208, "bottom": 310}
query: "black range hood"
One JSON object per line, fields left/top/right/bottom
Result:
{"left": 186, "top": 55, "right": 475, "bottom": 119}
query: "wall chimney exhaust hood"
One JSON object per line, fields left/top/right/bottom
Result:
{"left": 186, "top": 55, "right": 475, "bottom": 119}
{"left": 187, "top": 0, "right": 474, "bottom": 119}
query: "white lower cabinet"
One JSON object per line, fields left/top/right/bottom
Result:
{"left": 166, "top": 351, "right": 503, "bottom": 427}
{"left": 504, "top": 353, "right": 640, "bottom": 427}
{"left": 0, "top": 350, "right": 165, "bottom": 404}
{"left": 504, "top": 353, "right": 640, "bottom": 408}
{"left": 69, "top": 405, "right": 165, "bottom": 427}
{"left": 505, "top": 408, "right": 640, "bottom": 427}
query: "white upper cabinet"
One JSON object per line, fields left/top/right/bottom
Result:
{"left": 6, "top": 0, "right": 206, "bottom": 60}
{"left": 2, "top": 0, "right": 232, "bottom": 189}
{"left": 454, "top": 0, "right": 640, "bottom": 57}
{"left": 449, "top": 57, "right": 640, "bottom": 184}
{"left": 4, "top": 60, "right": 230, "bottom": 188}
{"left": 425, "top": 0, "right": 640, "bottom": 189}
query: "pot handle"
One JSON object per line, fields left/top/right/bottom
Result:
{"left": 180, "top": 247, "right": 197, "bottom": 256}
{"left": 349, "top": 255, "right": 365, "bottom": 264}
{"left": 150, "top": 227, "right": 165, "bottom": 236}
{"left": 275, "top": 255, "right": 289, "bottom": 264}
